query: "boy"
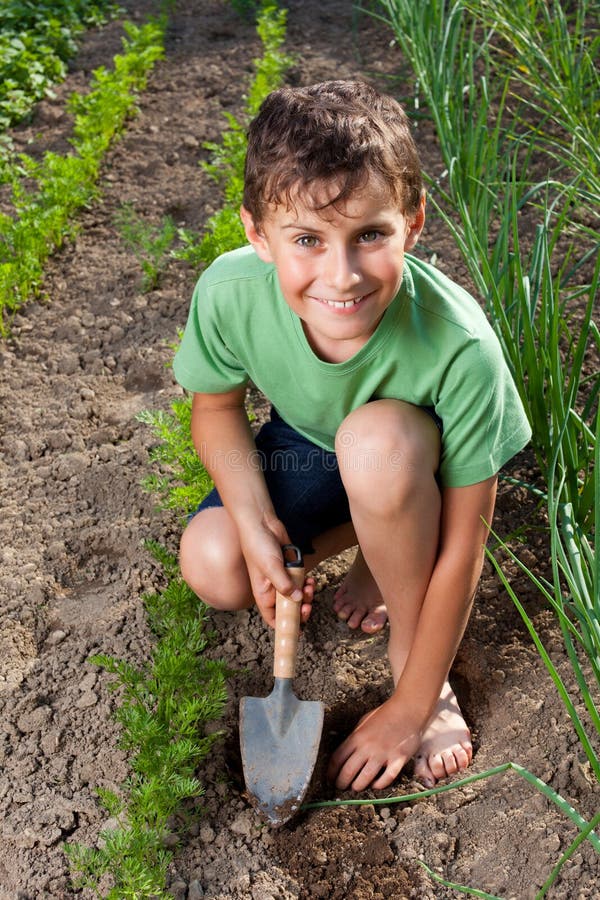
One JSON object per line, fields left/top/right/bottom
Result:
{"left": 173, "top": 81, "right": 531, "bottom": 792}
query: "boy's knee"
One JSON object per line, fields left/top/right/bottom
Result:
{"left": 179, "top": 510, "right": 252, "bottom": 611}
{"left": 335, "top": 400, "right": 440, "bottom": 505}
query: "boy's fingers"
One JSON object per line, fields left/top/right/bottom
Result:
{"left": 269, "top": 568, "right": 304, "bottom": 603}
{"left": 300, "top": 578, "right": 316, "bottom": 623}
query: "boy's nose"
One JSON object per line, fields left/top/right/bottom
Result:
{"left": 323, "top": 246, "right": 361, "bottom": 294}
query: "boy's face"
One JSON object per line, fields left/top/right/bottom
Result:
{"left": 240, "top": 177, "right": 425, "bottom": 362}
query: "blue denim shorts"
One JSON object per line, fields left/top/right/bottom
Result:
{"left": 191, "top": 405, "right": 442, "bottom": 556}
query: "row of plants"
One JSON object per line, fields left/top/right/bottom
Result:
{"left": 0, "top": 0, "right": 119, "bottom": 139}
{"left": 66, "top": 3, "right": 293, "bottom": 897}
{"left": 0, "top": 14, "right": 167, "bottom": 335}
{"left": 369, "top": 0, "right": 599, "bottom": 896}
{"left": 65, "top": 543, "right": 229, "bottom": 899}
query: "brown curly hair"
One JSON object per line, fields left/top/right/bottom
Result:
{"left": 243, "top": 80, "right": 423, "bottom": 226}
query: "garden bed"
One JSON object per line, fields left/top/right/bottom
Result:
{"left": 0, "top": 0, "right": 598, "bottom": 897}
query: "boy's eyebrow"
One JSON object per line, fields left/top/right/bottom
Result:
{"left": 281, "top": 217, "right": 395, "bottom": 231}
{"left": 281, "top": 222, "right": 323, "bottom": 230}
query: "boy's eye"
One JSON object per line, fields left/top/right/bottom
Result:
{"left": 296, "top": 235, "right": 319, "bottom": 247}
{"left": 358, "top": 230, "right": 381, "bottom": 243}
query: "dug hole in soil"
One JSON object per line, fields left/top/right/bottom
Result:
{"left": 0, "top": 1, "right": 598, "bottom": 898}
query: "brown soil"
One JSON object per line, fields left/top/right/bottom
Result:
{"left": 0, "top": 1, "right": 598, "bottom": 898}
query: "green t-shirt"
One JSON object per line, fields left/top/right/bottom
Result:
{"left": 173, "top": 245, "right": 531, "bottom": 487}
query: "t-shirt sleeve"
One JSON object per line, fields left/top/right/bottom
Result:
{"left": 172, "top": 273, "right": 249, "bottom": 393}
{"left": 436, "top": 332, "right": 532, "bottom": 487}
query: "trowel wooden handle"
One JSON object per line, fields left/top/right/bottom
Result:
{"left": 273, "top": 565, "right": 305, "bottom": 679}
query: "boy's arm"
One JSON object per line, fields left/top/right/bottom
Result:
{"left": 329, "top": 475, "right": 497, "bottom": 790}
{"left": 396, "top": 474, "right": 497, "bottom": 713}
{"left": 191, "top": 390, "right": 306, "bottom": 625}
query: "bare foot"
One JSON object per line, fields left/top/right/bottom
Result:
{"left": 413, "top": 682, "right": 473, "bottom": 787}
{"left": 333, "top": 548, "right": 388, "bottom": 633}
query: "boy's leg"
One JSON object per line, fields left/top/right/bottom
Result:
{"left": 180, "top": 505, "right": 357, "bottom": 612}
{"left": 179, "top": 506, "right": 253, "bottom": 611}
{"left": 335, "top": 399, "right": 472, "bottom": 785}
{"left": 180, "top": 407, "right": 359, "bottom": 612}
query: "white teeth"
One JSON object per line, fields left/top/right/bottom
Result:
{"left": 322, "top": 296, "right": 363, "bottom": 308}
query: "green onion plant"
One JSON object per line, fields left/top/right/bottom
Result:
{"left": 372, "top": 0, "right": 599, "bottom": 894}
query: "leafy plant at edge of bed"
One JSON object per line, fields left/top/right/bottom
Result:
{"left": 0, "top": 0, "right": 121, "bottom": 136}
{"left": 0, "top": 16, "right": 166, "bottom": 334}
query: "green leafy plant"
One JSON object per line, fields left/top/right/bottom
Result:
{"left": 137, "top": 400, "right": 212, "bottom": 515}
{"left": 66, "top": 544, "right": 230, "bottom": 899}
{"left": 115, "top": 205, "right": 178, "bottom": 291}
{"left": 0, "top": 0, "right": 119, "bottom": 134}
{"left": 0, "top": 16, "right": 166, "bottom": 333}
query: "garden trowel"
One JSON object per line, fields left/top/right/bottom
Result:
{"left": 240, "top": 544, "right": 324, "bottom": 826}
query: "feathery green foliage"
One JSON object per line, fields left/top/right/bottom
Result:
{"left": 68, "top": 5, "right": 292, "bottom": 894}
{"left": 137, "top": 401, "right": 213, "bottom": 516}
{"left": 66, "top": 546, "right": 230, "bottom": 898}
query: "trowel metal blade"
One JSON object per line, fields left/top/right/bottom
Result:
{"left": 240, "top": 679, "right": 324, "bottom": 826}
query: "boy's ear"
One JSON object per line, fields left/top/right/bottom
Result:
{"left": 240, "top": 206, "right": 274, "bottom": 263}
{"left": 404, "top": 192, "right": 426, "bottom": 251}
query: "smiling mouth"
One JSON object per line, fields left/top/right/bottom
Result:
{"left": 313, "top": 294, "right": 369, "bottom": 309}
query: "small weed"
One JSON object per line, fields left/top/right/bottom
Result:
{"left": 115, "top": 205, "right": 178, "bottom": 291}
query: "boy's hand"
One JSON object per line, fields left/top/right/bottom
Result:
{"left": 239, "top": 513, "right": 315, "bottom": 628}
{"left": 327, "top": 697, "right": 423, "bottom": 792}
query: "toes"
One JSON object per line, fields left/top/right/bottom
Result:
{"left": 335, "top": 601, "right": 354, "bottom": 623}
{"left": 428, "top": 748, "right": 469, "bottom": 781}
{"left": 361, "top": 606, "right": 388, "bottom": 634}
{"left": 414, "top": 741, "right": 473, "bottom": 787}
{"left": 413, "top": 753, "right": 436, "bottom": 789}
{"left": 334, "top": 596, "right": 388, "bottom": 632}
{"left": 347, "top": 608, "right": 367, "bottom": 629}
{"left": 454, "top": 742, "right": 472, "bottom": 771}
{"left": 332, "top": 584, "right": 349, "bottom": 610}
